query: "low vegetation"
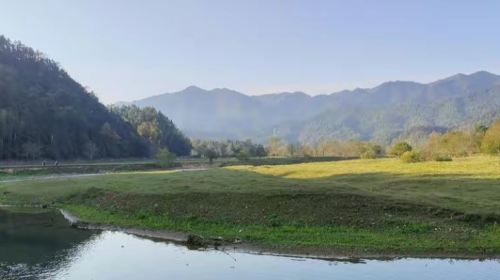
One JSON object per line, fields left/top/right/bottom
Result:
{"left": 1, "top": 156, "right": 500, "bottom": 256}
{"left": 400, "top": 150, "right": 422, "bottom": 163}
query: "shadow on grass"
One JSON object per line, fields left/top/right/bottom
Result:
{"left": 2, "top": 165, "right": 500, "bottom": 228}
{"left": 55, "top": 167, "right": 500, "bottom": 231}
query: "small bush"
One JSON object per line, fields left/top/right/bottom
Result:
{"left": 434, "top": 155, "right": 452, "bottom": 162}
{"left": 156, "top": 148, "right": 177, "bottom": 168}
{"left": 360, "top": 150, "right": 377, "bottom": 159}
{"left": 235, "top": 152, "right": 250, "bottom": 162}
{"left": 400, "top": 151, "right": 422, "bottom": 163}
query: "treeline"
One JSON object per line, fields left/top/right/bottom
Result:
{"left": 266, "top": 137, "right": 384, "bottom": 159}
{"left": 189, "top": 137, "right": 386, "bottom": 162}
{"left": 263, "top": 118, "right": 500, "bottom": 162}
{"left": 0, "top": 35, "right": 191, "bottom": 160}
{"left": 389, "top": 120, "right": 500, "bottom": 162}
{"left": 191, "top": 139, "right": 266, "bottom": 162}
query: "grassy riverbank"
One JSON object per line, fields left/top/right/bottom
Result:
{"left": 1, "top": 156, "right": 500, "bottom": 256}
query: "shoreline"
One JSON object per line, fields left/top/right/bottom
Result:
{"left": 3, "top": 157, "right": 500, "bottom": 261}
{"left": 58, "top": 208, "right": 500, "bottom": 261}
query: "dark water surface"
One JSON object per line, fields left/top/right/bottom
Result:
{"left": 0, "top": 209, "right": 499, "bottom": 280}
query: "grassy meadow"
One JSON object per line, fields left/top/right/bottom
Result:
{"left": 1, "top": 156, "right": 500, "bottom": 256}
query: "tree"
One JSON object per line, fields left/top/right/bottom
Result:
{"left": 358, "top": 142, "right": 383, "bottom": 159}
{"left": 83, "top": 141, "right": 98, "bottom": 160}
{"left": 156, "top": 148, "right": 177, "bottom": 167}
{"left": 286, "top": 143, "right": 299, "bottom": 157}
{"left": 481, "top": 120, "right": 500, "bottom": 155}
{"left": 267, "top": 137, "right": 287, "bottom": 157}
{"left": 389, "top": 141, "right": 412, "bottom": 157}
{"left": 254, "top": 144, "right": 267, "bottom": 157}
{"left": 234, "top": 150, "right": 250, "bottom": 161}
{"left": 400, "top": 150, "right": 422, "bottom": 163}
{"left": 100, "top": 122, "right": 121, "bottom": 157}
{"left": 475, "top": 124, "right": 489, "bottom": 135}
{"left": 204, "top": 147, "right": 218, "bottom": 164}
{"left": 422, "top": 131, "right": 479, "bottom": 159}
{"left": 22, "top": 142, "right": 42, "bottom": 160}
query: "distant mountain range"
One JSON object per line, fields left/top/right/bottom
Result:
{"left": 124, "top": 71, "right": 500, "bottom": 145}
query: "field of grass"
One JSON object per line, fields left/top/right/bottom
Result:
{"left": 1, "top": 156, "right": 500, "bottom": 257}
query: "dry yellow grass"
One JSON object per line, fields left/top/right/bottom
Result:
{"left": 227, "top": 155, "right": 500, "bottom": 180}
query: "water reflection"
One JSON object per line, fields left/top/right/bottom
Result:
{"left": 1, "top": 209, "right": 499, "bottom": 280}
{"left": 0, "top": 209, "right": 96, "bottom": 279}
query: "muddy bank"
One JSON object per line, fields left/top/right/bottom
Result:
{"left": 58, "top": 208, "right": 500, "bottom": 261}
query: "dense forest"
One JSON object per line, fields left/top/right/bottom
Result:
{"left": 110, "top": 105, "right": 191, "bottom": 156}
{"left": 0, "top": 36, "right": 189, "bottom": 160}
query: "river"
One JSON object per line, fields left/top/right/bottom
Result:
{"left": 0, "top": 208, "right": 498, "bottom": 280}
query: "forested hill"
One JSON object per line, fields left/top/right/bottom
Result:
{"left": 0, "top": 36, "right": 150, "bottom": 160}
{"left": 110, "top": 105, "right": 192, "bottom": 156}
{"left": 130, "top": 71, "right": 500, "bottom": 144}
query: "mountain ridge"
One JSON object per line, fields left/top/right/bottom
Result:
{"left": 125, "top": 71, "right": 500, "bottom": 144}
{"left": 126, "top": 71, "right": 499, "bottom": 103}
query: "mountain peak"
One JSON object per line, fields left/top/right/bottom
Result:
{"left": 469, "top": 70, "right": 500, "bottom": 79}
{"left": 281, "top": 91, "right": 310, "bottom": 97}
{"left": 211, "top": 87, "right": 246, "bottom": 95}
{"left": 183, "top": 85, "right": 205, "bottom": 91}
{"left": 431, "top": 71, "right": 500, "bottom": 89}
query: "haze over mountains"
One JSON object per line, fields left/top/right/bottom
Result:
{"left": 129, "top": 71, "right": 500, "bottom": 145}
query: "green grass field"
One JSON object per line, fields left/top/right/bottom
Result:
{"left": 1, "top": 156, "right": 500, "bottom": 256}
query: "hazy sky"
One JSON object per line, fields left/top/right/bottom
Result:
{"left": 1, "top": 0, "right": 500, "bottom": 103}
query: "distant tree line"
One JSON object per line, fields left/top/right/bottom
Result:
{"left": 266, "top": 137, "right": 384, "bottom": 159}
{"left": 262, "top": 118, "right": 500, "bottom": 162}
{"left": 191, "top": 139, "right": 266, "bottom": 162}
{"left": 191, "top": 137, "right": 385, "bottom": 161}
{"left": 389, "top": 119, "right": 500, "bottom": 162}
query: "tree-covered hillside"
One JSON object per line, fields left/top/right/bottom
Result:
{"left": 0, "top": 36, "right": 150, "bottom": 159}
{"left": 284, "top": 85, "right": 500, "bottom": 145}
{"left": 130, "top": 71, "right": 500, "bottom": 144}
{"left": 110, "top": 105, "right": 191, "bottom": 156}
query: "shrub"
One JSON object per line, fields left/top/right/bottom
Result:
{"left": 156, "top": 148, "right": 177, "bottom": 168}
{"left": 235, "top": 151, "right": 250, "bottom": 162}
{"left": 481, "top": 120, "right": 500, "bottom": 155}
{"left": 400, "top": 151, "right": 422, "bottom": 163}
{"left": 390, "top": 141, "right": 412, "bottom": 157}
{"left": 422, "top": 131, "right": 480, "bottom": 159}
{"left": 433, "top": 155, "right": 452, "bottom": 162}
{"left": 360, "top": 150, "right": 377, "bottom": 159}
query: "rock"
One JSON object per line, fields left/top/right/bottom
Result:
{"left": 233, "top": 238, "right": 242, "bottom": 244}
{"left": 186, "top": 234, "right": 206, "bottom": 247}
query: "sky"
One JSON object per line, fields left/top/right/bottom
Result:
{"left": 1, "top": 0, "right": 500, "bottom": 104}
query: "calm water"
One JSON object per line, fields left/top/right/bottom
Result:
{"left": 1, "top": 209, "right": 499, "bottom": 280}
